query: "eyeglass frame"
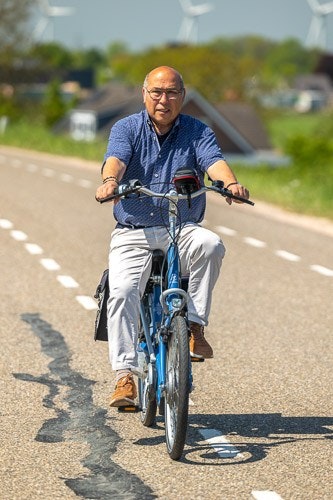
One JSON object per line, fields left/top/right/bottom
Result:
{"left": 144, "top": 87, "right": 184, "bottom": 101}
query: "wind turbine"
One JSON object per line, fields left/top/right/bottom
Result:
{"left": 33, "top": 0, "right": 75, "bottom": 41}
{"left": 306, "top": 0, "right": 333, "bottom": 49}
{"left": 178, "top": 0, "right": 214, "bottom": 44}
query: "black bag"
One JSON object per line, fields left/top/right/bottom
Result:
{"left": 94, "top": 269, "right": 109, "bottom": 341}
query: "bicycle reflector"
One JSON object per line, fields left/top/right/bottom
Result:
{"left": 173, "top": 168, "right": 200, "bottom": 195}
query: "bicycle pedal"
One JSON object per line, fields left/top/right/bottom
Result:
{"left": 117, "top": 405, "right": 140, "bottom": 413}
{"left": 191, "top": 356, "right": 205, "bottom": 363}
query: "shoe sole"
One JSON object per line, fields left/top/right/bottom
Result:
{"left": 109, "top": 397, "right": 136, "bottom": 408}
{"left": 190, "top": 351, "right": 213, "bottom": 359}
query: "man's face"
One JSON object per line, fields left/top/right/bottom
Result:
{"left": 143, "top": 68, "right": 185, "bottom": 131}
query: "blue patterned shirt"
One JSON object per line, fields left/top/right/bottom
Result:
{"left": 104, "top": 109, "right": 225, "bottom": 227}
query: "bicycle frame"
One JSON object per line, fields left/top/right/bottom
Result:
{"left": 139, "top": 189, "right": 190, "bottom": 407}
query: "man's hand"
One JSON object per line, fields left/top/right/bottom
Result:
{"left": 225, "top": 182, "right": 250, "bottom": 205}
{"left": 95, "top": 179, "right": 118, "bottom": 203}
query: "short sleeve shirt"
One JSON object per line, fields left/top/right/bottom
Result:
{"left": 104, "top": 109, "right": 225, "bottom": 227}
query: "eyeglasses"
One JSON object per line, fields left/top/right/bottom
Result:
{"left": 145, "top": 88, "right": 184, "bottom": 100}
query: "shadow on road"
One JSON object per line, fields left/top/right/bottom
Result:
{"left": 181, "top": 412, "right": 333, "bottom": 464}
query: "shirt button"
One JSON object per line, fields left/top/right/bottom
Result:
{"left": 150, "top": 212, "right": 154, "bottom": 216}
{"left": 154, "top": 174, "right": 158, "bottom": 177}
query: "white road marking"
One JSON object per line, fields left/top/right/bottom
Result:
{"left": 198, "top": 428, "right": 242, "bottom": 458}
{"left": 40, "top": 258, "right": 61, "bottom": 271}
{"left": 25, "top": 243, "right": 43, "bottom": 255}
{"left": 76, "top": 295, "right": 98, "bottom": 310}
{"left": 57, "top": 275, "right": 79, "bottom": 288}
{"left": 244, "top": 236, "right": 267, "bottom": 248}
{"left": 216, "top": 225, "right": 237, "bottom": 236}
{"left": 42, "top": 168, "right": 56, "bottom": 177}
{"left": 10, "top": 230, "right": 28, "bottom": 241}
{"left": 60, "top": 173, "right": 73, "bottom": 183}
{"left": 275, "top": 250, "right": 301, "bottom": 262}
{"left": 0, "top": 219, "right": 13, "bottom": 229}
{"left": 26, "top": 163, "right": 38, "bottom": 172}
{"left": 252, "top": 491, "right": 283, "bottom": 500}
{"left": 310, "top": 264, "right": 333, "bottom": 277}
{"left": 11, "top": 159, "right": 22, "bottom": 168}
{"left": 77, "top": 179, "right": 93, "bottom": 188}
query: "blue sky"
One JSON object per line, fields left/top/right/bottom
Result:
{"left": 31, "top": 0, "right": 333, "bottom": 52}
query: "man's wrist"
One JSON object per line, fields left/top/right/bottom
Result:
{"left": 103, "top": 176, "right": 119, "bottom": 185}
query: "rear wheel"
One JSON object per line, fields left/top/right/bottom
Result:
{"left": 164, "top": 315, "right": 190, "bottom": 460}
{"left": 138, "top": 360, "right": 157, "bottom": 427}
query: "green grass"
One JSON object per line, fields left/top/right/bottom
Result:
{"left": 1, "top": 113, "right": 333, "bottom": 221}
{"left": 0, "top": 119, "right": 106, "bottom": 161}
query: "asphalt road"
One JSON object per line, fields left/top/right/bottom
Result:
{"left": 1, "top": 146, "right": 332, "bottom": 500}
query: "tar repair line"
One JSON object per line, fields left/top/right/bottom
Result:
{"left": 1, "top": 218, "right": 97, "bottom": 311}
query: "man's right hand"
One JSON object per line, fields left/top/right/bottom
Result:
{"left": 95, "top": 179, "right": 118, "bottom": 203}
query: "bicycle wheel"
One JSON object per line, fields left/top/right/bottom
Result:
{"left": 164, "top": 315, "right": 190, "bottom": 460}
{"left": 138, "top": 359, "right": 157, "bottom": 427}
{"left": 137, "top": 307, "right": 157, "bottom": 427}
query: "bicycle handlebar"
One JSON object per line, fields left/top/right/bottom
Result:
{"left": 96, "top": 180, "right": 255, "bottom": 206}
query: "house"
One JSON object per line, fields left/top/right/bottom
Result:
{"left": 293, "top": 74, "right": 333, "bottom": 112}
{"left": 60, "top": 82, "right": 285, "bottom": 165}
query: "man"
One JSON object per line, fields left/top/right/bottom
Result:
{"left": 95, "top": 66, "right": 249, "bottom": 407}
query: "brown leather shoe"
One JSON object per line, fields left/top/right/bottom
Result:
{"left": 109, "top": 373, "right": 137, "bottom": 407}
{"left": 189, "top": 322, "right": 213, "bottom": 359}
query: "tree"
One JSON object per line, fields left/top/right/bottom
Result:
{"left": 0, "top": 0, "right": 35, "bottom": 62}
{"left": 43, "top": 79, "right": 67, "bottom": 127}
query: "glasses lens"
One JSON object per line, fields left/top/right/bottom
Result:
{"left": 147, "top": 89, "right": 182, "bottom": 100}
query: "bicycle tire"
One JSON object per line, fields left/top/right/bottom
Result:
{"left": 138, "top": 368, "right": 157, "bottom": 427}
{"left": 164, "top": 315, "right": 190, "bottom": 460}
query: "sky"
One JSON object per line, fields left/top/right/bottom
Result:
{"left": 31, "top": 0, "right": 333, "bottom": 53}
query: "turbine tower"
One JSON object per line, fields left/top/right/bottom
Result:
{"left": 178, "top": 0, "right": 214, "bottom": 44}
{"left": 306, "top": 0, "right": 333, "bottom": 49}
{"left": 33, "top": 0, "right": 75, "bottom": 41}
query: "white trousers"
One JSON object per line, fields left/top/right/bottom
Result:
{"left": 107, "top": 223, "right": 225, "bottom": 370}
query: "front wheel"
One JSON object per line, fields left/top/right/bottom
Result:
{"left": 164, "top": 315, "right": 190, "bottom": 460}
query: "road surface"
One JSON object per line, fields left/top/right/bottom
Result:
{"left": 1, "top": 146, "right": 332, "bottom": 499}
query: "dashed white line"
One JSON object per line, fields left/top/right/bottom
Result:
{"left": 77, "top": 179, "right": 93, "bottom": 188}
{"left": 216, "top": 225, "right": 237, "bottom": 236}
{"left": 10, "top": 230, "right": 28, "bottom": 241}
{"left": 252, "top": 491, "right": 283, "bottom": 500}
{"left": 26, "top": 163, "right": 38, "bottom": 173}
{"left": 198, "top": 428, "right": 242, "bottom": 458}
{"left": 275, "top": 249, "right": 301, "bottom": 262}
{"left": 40, "top": 258, "right": 61, "bottom": 271}
{"left": 11, "top": 159, "right": 22, "bottom": 168}
{"left": 76, "top": 295, "right": 98, "bottom": 310}
{"left": 310, "top": 264, "right": 333, "bottom": 277}
{"left": 57, "top": 275, "right": 79, "bottom": 288}
{"left": 60, "top": 173, "right": 74, "bottom": 183}
{"left": 0, "top": 218, "right": 13, "bottom": 229}
{"left": 25, "top": 243, "right": 43, "bottom": 255}
{"left": 42, "top": 168, "right": 56, "bottom": 177}
{"left": 244, "top": 236, "right": 267, "bottom": 248}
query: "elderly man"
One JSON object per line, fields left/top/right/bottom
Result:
{"left": 96, "top": 66, "right": 249, "bottom": 407}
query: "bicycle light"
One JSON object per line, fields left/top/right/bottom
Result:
{"left": 172, "top": 168, "right": 200, "bottom": 195}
